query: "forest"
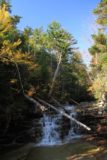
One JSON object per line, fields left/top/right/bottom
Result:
{"left": 0, "top": 0, "right": 107, "bottom": 160}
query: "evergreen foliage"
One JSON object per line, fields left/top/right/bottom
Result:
{"left": 89, "top": 0, "right": 107, "bottom": 99}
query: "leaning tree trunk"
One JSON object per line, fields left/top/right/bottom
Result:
{"left": 48, "top": 53, "right": 62, "bottom": 97}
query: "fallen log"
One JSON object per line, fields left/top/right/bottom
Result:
{"left": 24, "top": 94, "right": 91, "bottom": 131}
{"left": 37, "top": 98, "right": 91, "bottom": 131}
{"left": 24, "top": 94, "right": 47, "bottom": 112}
{"left": 25, "top": 94, "right": 91, "bottom": 130}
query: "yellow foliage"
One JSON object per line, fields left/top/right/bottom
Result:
{"left": 26, "top": 86, "right": 36, "bottom": 97}
{"left": 0, "top": 39, "right": 22, "bottom": 58}
{"left": 0, "top": 4, "right": 38, "bottom": 71}
{"left": 0, "top": 4, "right": 12, "bottom": 32}
{"left": 13, "top": 39, "right": 21, "bottom": 48}
{"left": 13, "top": 52, "right": 30, "bottom": 62}
{"left": 89, "top": 72, "right": 107, "bottom": 99}
{"left": 10, "top": 79, "right": 17, "bottom": 84}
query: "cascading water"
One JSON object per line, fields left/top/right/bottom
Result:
{"left": 37, "top": 105, "right": 80, "bottom": 146}
{"left": 39, "top": 113, "right": 62, "bottom": 145}
{"left": 64, "top": 105, "right": 78, "bottom": 141}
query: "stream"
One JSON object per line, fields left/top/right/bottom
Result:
{"left": 1, "top": 105, "right": 107, "bottom": 160}
{"left": 0, "top": 138, "right": 106, "bottom": 160}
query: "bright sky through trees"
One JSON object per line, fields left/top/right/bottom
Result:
{"left": 11, "top": 0, "right": 100, "bottom": 65}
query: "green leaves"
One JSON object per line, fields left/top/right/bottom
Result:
{"left": 89, "top": 0, "right": 107, "bottom": 99}
{"left": 47, "top": 21, "right": 75, "bottom": 52}
{"left": 93, "top": 0, "right": 107, "bottom": 27}
{"left": 47, "top": 21, "right": 76, "bottom": 63}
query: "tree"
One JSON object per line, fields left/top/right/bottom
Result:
{"left": 47, "top": 21, "right": 76, "bottom": 96}
{"left": 0, "top": 3, "right": 35, "bottom": 69}
{"left": 0, "top": 2, "right": 36, "bottom": 137}
{"left": 59, "top": 52, "right": 91, "bottom": 102}
{"left": 89, "top": 30, "right": 107, "bottom": 68}
{"left": 29, "top": 27, "right": 48, "bottom": 56}
{"left": 0, "top": 0, "right": 11, "bottom": 12}
{"left": 93, "top": 0, "right": 107, "bottom": 28}
{"left": 89, "top": 0, "right": 107, "bottom": 99}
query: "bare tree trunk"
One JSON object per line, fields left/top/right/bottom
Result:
{"left": 37, "top": 98, "right": 91, "bottom": 131}
{"left": 48, "top": 53, "right": 62, "bottom": 97}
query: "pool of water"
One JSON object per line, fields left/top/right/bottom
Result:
{"left": 0, "top": 138, "right": 104, "bottom": 160}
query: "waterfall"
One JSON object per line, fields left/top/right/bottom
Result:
{"left": 39, "top": 113, "right": 62, "bottom": 145}
{"left": 64, "top": 105, "right": 77, "bottom": 141}
{"left": 37, "top": 105, "right": 80, "bottom": 146}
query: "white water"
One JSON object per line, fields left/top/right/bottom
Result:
{"left": 39, "top": 113, "right": 62, "bottom": 145}
{"left": 38, "top": 105, "right": 80, "bottom": 146}
{"left": 64, "top": 105, "right": 77, "bottom": 141}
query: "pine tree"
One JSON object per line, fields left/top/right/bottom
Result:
{"left": 89, "top": 0, "right": 107, "bottom": 99}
